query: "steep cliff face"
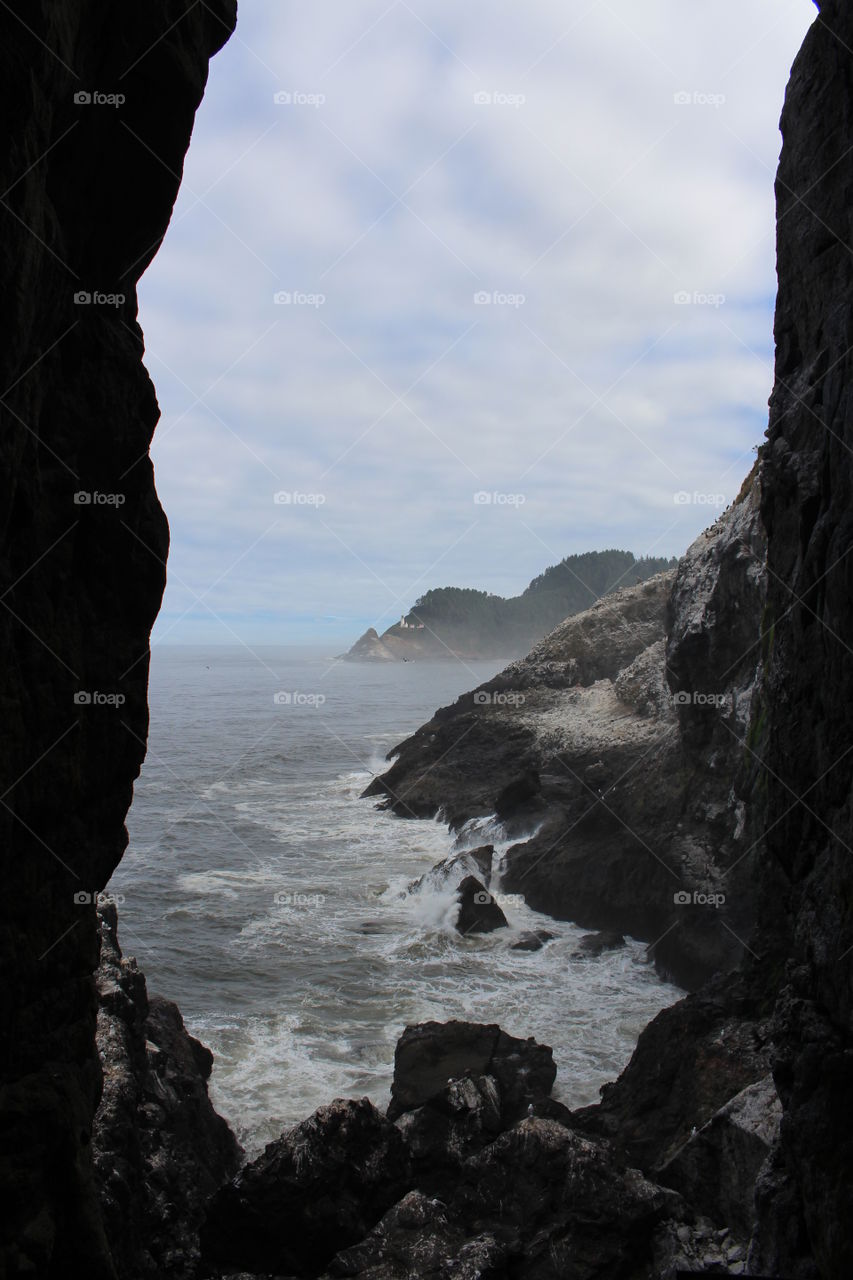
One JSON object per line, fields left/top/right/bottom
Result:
{"left": 0, "top": 5, "right": 236, "bottom": 1277}
{"left": 366, "top": 477, "right": 767, "bottom": 991}
{"left": 749, "top": 2, "right": 853, "bottom": 1272}
{"left": 93, "top": 908, "right": 241, "bottom": 1279}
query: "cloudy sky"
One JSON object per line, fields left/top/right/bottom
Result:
{"left": 138, "top": 0, "right": 816, "bottom": 647}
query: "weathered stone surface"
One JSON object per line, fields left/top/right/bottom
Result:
{"left": 200, "top": 1099, "right": 410, "bottom": 1278}
{"left": 325, "top": 1190, "right": 508, "bottom": 1280}
{"left": 393, "top": 1075, "right": 503, "bottom": 1190}
{"left": 366, "top": 512, "right": 767, "bottom": 991}
{"left": 387, "top": 1022, "right": 556, "bottom": 1124}
{"left": 572, "top": 975, "right": 772, "bottom": 1172}
{"left": 746, "top": 4, "right": 853, "bottom": 1274}
{"left": 92, "top": 906, "right": 241, "bottom": 1279}
{"left": 656, "top": 1075, "right": 782, "bottom": 1242}
{"left": 573, "top": 930, "right": 626, "bottom": 957}
{"left": 510, "top": 929, "right": 554, "bottom": 952}
{"left": 0, "top": 5, "right": 236, "bottom": 1275}
{"left": 455, "top": 876, "right": 507, "bottom": 935}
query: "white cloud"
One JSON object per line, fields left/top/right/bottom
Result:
{"left": 138, "top": 0, "right": 815, "bottom": 645}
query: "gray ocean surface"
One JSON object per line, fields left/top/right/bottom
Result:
{"left": 112, "top": 644, "right": 680, "bottom": 1154}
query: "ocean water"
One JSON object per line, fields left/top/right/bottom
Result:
{"left": 112, "top": 645, "right": 681, "bottom": 1154}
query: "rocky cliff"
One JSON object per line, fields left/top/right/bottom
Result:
{"left": 747, "top": 1, "right": 853, "bottom": 1270}
{"left": 3, "top": 2, "right": 852, "bottom": 1278}
{"left": 0, "top": 4, "right": 236, "bottom": 1277}
{"left": 366, "top": 473, "right": 767, "bottom": 991}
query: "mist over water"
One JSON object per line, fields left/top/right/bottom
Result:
{"left": 114, "top": 646, "right": 681, "bottom": 1154}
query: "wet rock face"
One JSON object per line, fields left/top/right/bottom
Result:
{"left": 368, "top": 501, "right": 767, "bottom": 991}
{"left": 0, "top": 4, "right": 235, "bottom": 1275}
{"left": 92, "top": 907, "right": 241, "bottom": 1279}
{"left": 454, "top": 876, "right": 508, "bottom": 935}
{"left": 387, "top": 1022, "right": 556, "bottom": 1124}
{"left": 752, "top": 3, "right": 853, "bottom": 1273}
{"left": 200, "top": 1099, "right": 411, "bottom": 1278}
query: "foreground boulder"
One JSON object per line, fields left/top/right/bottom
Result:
{"left": 393, "top": 1075, "right": 503, "bottom": 1190}
{"left": 199, "top": 1099, "right": 409, "bottom": 1277}
{"left": 387, "top": 1021, "right": 556, "bottom": 1123}
{"left": 328, "top": 1122, "right": 680, "bottom": 1280}
{"left": 455, "top": 876, "right": 508, "bottom": 934}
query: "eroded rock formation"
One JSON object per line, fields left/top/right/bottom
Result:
{"left": 366, "top": 475, "right": 767, "bottom": 991}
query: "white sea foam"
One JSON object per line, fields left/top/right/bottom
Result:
{"left": 116, "top": 649, "right": 682, "bottom": 1158}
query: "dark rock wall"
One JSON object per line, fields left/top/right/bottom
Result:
{"left": 93, "top": 906, "right": 241, "bottom": 1279}
{"left": 752, "top": 2, "right": 853, "bottom": 1273}
{"left": 0, "top": 4, "right": 236, "bottom": 1277}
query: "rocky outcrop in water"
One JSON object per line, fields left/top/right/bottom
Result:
{"left": 0, "top": 4, "right": 236, "bottom": 1275}
{"left": 366, "top": 477, "right": 767, "bottom": 992}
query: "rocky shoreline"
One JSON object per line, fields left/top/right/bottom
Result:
{"left": 3, "top": 1, "right": 853, "bottom": 1277}
{"left": 365, "top": 471, "right": 766, "bottom": 993}
{"left": 92, "top": 909, "right": 784, "bottom": 1279}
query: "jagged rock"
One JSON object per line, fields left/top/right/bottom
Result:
{"left": 393, "top": 1076, "right": 503, "bottom": 1189}
{"left": 0, "top": 5, "right": 236, "bottom": 1274}
{"left": 365, "top": 536, "right": 766, "bottom": 990}
{"left": 408, "top": 846, "right": 493, "bottom": 896}
{"left": 341, "top": 628, "right": 398, "bottom": 662}
{"left": 199, "top": 1099, "right": 410, "bottom": 1278}
{"left": 451, "top": 1120, "right": 680, "bottom": 1278}
{"left": 93, "top": 906, "right": 241, "bottom": 1279}
{"left": 494, "top": 770, "right": 541, "bottom": 819}
{"left": 387, "top": 1022, "right": 556, "bottom": 1124}
{"left": 325, "top": 1190, "right": 508, "bottom": 1280}
{"left": 329, "top": 1124, "right": 681, "bottom": 1280}
{"left": 573, "top": 930, "right": 626, "bottom": 956}
{"left": 656, "top": 1075, "right": 782, "bottom": 1242}
{"left": 455, "top": 877, "right": 507, "bottom": 935}
{"left": 510, "top": 929, "right": 554, "bottom": 952}
{"left": 573, "top": 975, "right": 772, "bottom": 1171}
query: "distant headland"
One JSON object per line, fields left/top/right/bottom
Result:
{"left": 340, "top": 548, "right": 677, "bottom": 661}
